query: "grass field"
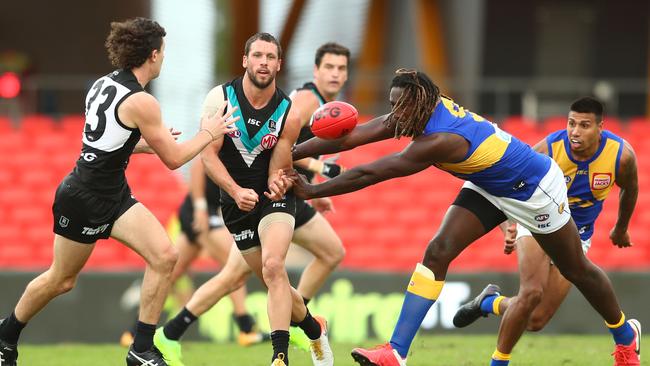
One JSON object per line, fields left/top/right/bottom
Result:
{"left": 15, "top": 334, "right": 634, "bottom": 365}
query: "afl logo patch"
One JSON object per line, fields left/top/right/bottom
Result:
{"left": 261, "top": 134, "right": 278, "bottom": 150}
{"left": 591, "top": 173, "right": 611, "bottom": 190}
{"left": 534, "top": 214, "right": 549, "bottom": 222}
{"left": 227, "top": 130, "right": 241, "bottom": 138}
{"left": 565, "top": 175, "right": 572, "bottom": 184}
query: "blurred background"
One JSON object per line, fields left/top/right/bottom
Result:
{"left": 0, "top": 0, "right": 648, "bottom": 343}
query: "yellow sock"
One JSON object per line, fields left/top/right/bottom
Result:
{"left": 492, "top": 349, "right": 511, "bottom": 361}
{"left": 493, "top": 296, "right": 506, "bottom": 316}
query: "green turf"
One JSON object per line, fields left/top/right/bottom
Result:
{"left": 17, "top": 334, "right": 632, "bottom": 365}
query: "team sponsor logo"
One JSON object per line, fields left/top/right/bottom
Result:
{"left": 58, "top": 216, "right": 69, "bottom": 228}
{"left": 534, "top": 214, "right": 549, "bottom": 222}
{"left": 247, "top": 118, "right": 262, "bottom": 127}
{"left": 227, "top": 129, "right": 241, "bottom": 138}
{"left": 269, "top": 119, "right": 277, "bottom": 132}
{"left": 80, "top": 152, "right": 97, "bottom": 162}
{"left": 592, "top": 173, "right": 611, "bottom": 190}
{"left": 261, "top": 134, "right": 278, "bottom": 149}
{"left": 233, "top": 229, "right": 254, "bottom": 242}
{"left": 82, "top": 223, "right": 109, "bottom": 235}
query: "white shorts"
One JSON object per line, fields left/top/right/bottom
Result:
{"left": 515, "top": 223, "right": 592, "bottom": 253}
{"left": 462, "top": 160, "right": 571, "bottom": 235}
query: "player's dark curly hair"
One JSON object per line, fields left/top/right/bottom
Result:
{"left": 315, "top": 42, "right": 350, "bottom": 67}
{"left": 388, "top": 69, "right": 440, "bottom": 138}
{"left": 105, "top": 17, "right": 166, "bottom": 70}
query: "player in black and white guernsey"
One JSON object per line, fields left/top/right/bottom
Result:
{"left": 0, "top": 18, "right": 237, "bottom": 366}
{"left": 153, "top": 33, "right": 333, "bottom": 366}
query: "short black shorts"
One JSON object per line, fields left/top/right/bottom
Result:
{"left": 452, "top": 188, "right": 507, "bottom": 232}
{"left": 52, "top": 176, "right": 138, "bottom": 244}
{"left": 294, "top": 198, "right": 317, "bottom": 229}
{"left": 222, "top": 193, "right": 296, "bottom": 252}
{"left": 178, "top": 194, "right": 224, "bottom": 243}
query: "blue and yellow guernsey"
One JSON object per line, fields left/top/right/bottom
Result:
{"left": 546, "top": 130, "right": 624, "bottom": 240}
{"left": 424, "top": 97, "right": 551, "bottom": 201}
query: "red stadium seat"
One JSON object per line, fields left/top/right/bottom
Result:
{"left": 59, "top": 114, "right": 86, "bottom": 137}
{"left": 20, "top": 114, "right": 57, "bottom": 134}
{"left": 541, "top": 116, "right": 568, "bottom": 135}
{"left": 0, "top": 116, "right": 14, "bottom": 132}
{"left": 603, "top": 117, "right": 623, "bottom": 135}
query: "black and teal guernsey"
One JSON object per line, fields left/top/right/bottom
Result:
{"left": 219, "top": 77, "right": 292, "bottom": 204}
{"left": 289, "top": 82, "right": 327, "bottom": 180}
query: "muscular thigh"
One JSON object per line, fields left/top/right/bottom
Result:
{"left": 516, "top": 233, "right": 552, "bottom": 288}
{"left": 110, "top": 202, "right": 173, "bottom": 261}
{"left": 50, "top": 234, "right": 95, "bottom": 278}
{"left": 292, "top": 213, "right": 341, "bottom": 257}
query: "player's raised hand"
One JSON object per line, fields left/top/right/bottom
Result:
{"left": 233, "top": 187, "right": 259, "bottom": 212}
{"left": 504, "top": 222, "right": 518, "bottom": 254}
{"left": 200, "top": 104, "right": 239, "bottom": 140}
{"left": 265, "top": 169, "right": 292, "bottom": 201}
{"left": 610, "top": 227, "right": 633, "bottom": 248}
{"left": 287, "top": 169, "right": 315, "bottom": 199}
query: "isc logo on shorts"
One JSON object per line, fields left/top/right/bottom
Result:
{"left": 591, "top": 173, "right": 611, "bottom": 190}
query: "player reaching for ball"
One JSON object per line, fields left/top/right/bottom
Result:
{"left": 291, "top": 69, "right": 640, "bottom": 366}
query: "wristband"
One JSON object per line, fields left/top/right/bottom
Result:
{"left": 193, "top": 198, "right": 208, "bottom": 210}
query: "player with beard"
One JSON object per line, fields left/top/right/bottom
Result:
{"left": 154, "top": 33, "right": 333, "bottom": 366}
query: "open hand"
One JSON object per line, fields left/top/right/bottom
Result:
{"left": 201, "top": 104, "right": 239, "bottom": 140}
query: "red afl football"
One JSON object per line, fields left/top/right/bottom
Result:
{"left": 310, "top": 101, "right": 358, "bottom": 140}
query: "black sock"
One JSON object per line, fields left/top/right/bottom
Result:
{"left": 133, "top": 321, "right": 156, "bottom": 353}
{"left": 163, "top": 307, "right": 197, "bottom": 341}
{"left": 0, "top": 312, "right": 26, "bottom": 345}
{"left": 296, "top": 309, "right": 321, "bottom": 340}
{"left": 303, "top": 297, "right": 311, "bottom": 306}
{"left": 270, "top": 330, "right": 290, "bottom": 365}
{"left": 233, "top": 313, "right": 255, "bottom": 333}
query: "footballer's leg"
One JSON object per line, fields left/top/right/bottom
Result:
{"left": 491, "top": 235, "right": 551, "bottom": 364}
{"left": 112, "top": 203, "right": 178, "bottom": 366}
{"left": 292, "top": 212, "right": 345, "bottom": 303}
{"left": 0, "top": 235, "right": 94, "bottom": 366}
{"left": 525, "top": 265, "right": 572, "bottom": 331}
{"left": 533, "top": 220, "right": 640, "bottom": 365}
{"left": 204, "top": 227, "right": 264, "bottom": 345}
{"left": 353, "top": 191, "right": 506, "bottom": 366}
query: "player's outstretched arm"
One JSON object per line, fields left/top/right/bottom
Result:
{"left": 293, "top": 113, "right": 393, "bottom": 160}
{"left": 291, "top": 134, "right": 436, "bottom": 199}
{"left": 120, "top": 92, "right": 238, "bottom": 169}
{"left": 610, "top": 141, "right": 638, "bottom": 248}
